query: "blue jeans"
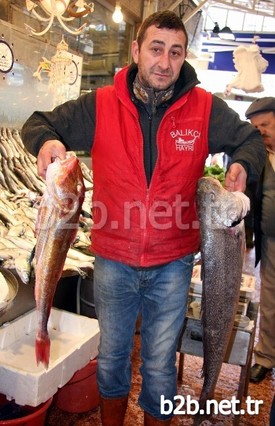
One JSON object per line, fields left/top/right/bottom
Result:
{"left": 271, "top": 394, "right": 275, "bottom": 426}
{"left": 93, "top": 254, "right": 194, "bottom": 420}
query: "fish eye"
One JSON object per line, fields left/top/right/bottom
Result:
{"left": 209, "top": 191, "right": 216, "bottom": 201}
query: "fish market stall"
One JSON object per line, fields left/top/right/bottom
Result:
{"left": 178, "top": 244, "right": 258, "bottom": 425}
{"left": 0, "top": 126, "right": 100, "bottom": 413}
{"left": 0, "top": 126, "right": 95, "bottom": 292}
{"left": 177, "top": 298, "right": 259, "bottom": 426}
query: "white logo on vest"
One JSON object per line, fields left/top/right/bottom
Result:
{"left": 170, "top": 129, "right": 201, "bottom": 152}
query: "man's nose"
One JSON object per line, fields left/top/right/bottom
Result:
{"left": 255, "top": 126, "right": 265, "bottom": 136}
{"left": 260, "top": 128, "right": 267, "bottom": 137}
{"left": 158, "top": 53, "right": 170, "bottom": 70}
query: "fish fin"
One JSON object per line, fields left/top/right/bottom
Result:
{"left": 35, "top": 335, "right": 50, "bottom": 369}
{"left": 29, "top": 245, "right": 36, "bottom": 265}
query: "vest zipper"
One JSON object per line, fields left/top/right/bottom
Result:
{"left": 140, "top": 188, "right": 150, "bottom": 265}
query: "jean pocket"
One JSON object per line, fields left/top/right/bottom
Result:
{"left": 177, "top": 253, "right": 195, "bottom": 267}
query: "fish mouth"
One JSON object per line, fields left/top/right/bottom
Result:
{"left": 223, "top": 217, "right": 242, "bottom": 227}
{"left": 60, "top": 155, "right": 79, "bottom": 170}
{"left": 197, "top": 177, "right": 250, "bottom": 228}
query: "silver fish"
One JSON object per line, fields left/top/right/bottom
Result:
{"left": 196, "top": 176, "right": 249, "bottom": 416}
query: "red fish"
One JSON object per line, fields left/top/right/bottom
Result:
{"left": 34, "top": 153, "right": 85, "bottom": 368}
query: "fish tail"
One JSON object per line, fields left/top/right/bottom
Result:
{"left": 35, "top": 334, "right": 50, "bottom": 369}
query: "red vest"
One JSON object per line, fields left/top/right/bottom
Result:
{"left": 91, "top": 67, "right": 212, "bottom": 266}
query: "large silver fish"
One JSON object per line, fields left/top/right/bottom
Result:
{"left": 196, "top": 176, "right": 249, "bottom": 415}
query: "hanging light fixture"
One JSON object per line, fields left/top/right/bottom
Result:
{"left": 25, "top": 0, "right": 94, "bottom": 36}
{"left": 218, "top": 26, "right": 235, "bottom": 41}
{"left": 211, "top": 22, "right": 235, "bottom": 41}
{"left": 112, "top": 2, "right": 123, "bottom": 24}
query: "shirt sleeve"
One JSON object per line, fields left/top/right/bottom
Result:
{"left": 208, "top": 95, "right": 266, "bottom": 183}
{"left": 21, "top": 91, "right": 96, "bottom": 156}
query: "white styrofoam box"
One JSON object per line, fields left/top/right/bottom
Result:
{"left": 0, "top": 308, "right": 100, "bottom": 407}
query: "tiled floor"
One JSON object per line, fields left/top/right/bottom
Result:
{"left": 46, "top": 248, "right": 275, "bottom": 425}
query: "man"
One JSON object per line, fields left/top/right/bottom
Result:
{"left": 22, "top": 10, "right": 265, "bottom": 426}
{"left": 245, "top": 97, "right": 275, "bottom": 384}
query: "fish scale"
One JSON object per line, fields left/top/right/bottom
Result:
{"left": 195, "top": 176, "right": 249, "bottom": 421}
{"left": 34, "top": 152, "right": 85, "bottom": 369}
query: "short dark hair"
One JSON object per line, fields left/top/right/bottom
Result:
{"left": 136, "top": 10, "right": 188, "bottom": 51}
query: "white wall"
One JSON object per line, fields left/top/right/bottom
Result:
{"left": 189, "top": 65, "right": 275, "bottom": 119}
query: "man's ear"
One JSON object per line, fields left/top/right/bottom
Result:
{"left": 131, "top": 40, "right": 139, "bottom": 64}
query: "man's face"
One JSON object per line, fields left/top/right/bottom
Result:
{"left": 250, "top": 111, "right": 275, "bottom": 152}
{"left": 131, "top": 25, "right": 187, "bottom": 91}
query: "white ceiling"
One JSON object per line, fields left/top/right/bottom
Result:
{"left": 198, "top": 0, "right": 275, "bottom": 17}
{"left": 178, "top": 0, "right": 275, "bottom": 23}
{"left": 204, "top": 0, "right": 275, "bottom": 18}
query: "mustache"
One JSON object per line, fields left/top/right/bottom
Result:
{"left": 153, "top": 70, "right": 171, "bottom": 76}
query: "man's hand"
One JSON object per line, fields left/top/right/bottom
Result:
{"left": 37, "top": 140, "right": 66, "bottom": 179}
{"left": 224, "top": 163, "right": 247, "bottom": 192}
